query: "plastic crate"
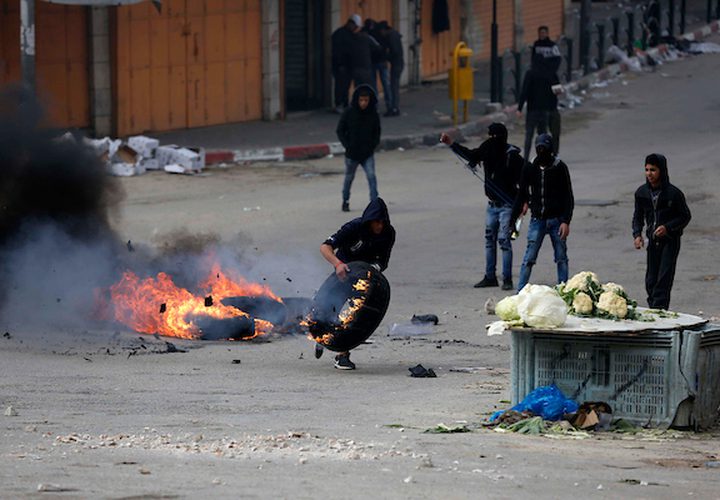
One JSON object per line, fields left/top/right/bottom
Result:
{"left": 510, "top": 323, "right": 720, "bottom": 429}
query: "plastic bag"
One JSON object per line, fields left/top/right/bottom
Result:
{"left": 491, "top": 385, "right": 579, "bottom": 422}
{"left": 516, "top": 284, "right": 568, "bottom": 328}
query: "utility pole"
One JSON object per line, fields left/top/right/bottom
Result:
{"left": 579, "top": 0, "right": 592, "bottom": 75}
{"left": 20, "top": 0, "right": 36, "bottom": 93}
{"left": 490, "top": 0, "right": 499, "bottom": 102}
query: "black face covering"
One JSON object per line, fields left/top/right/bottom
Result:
{"left": 536, "top": 148, "right": 553, "bottom": 164}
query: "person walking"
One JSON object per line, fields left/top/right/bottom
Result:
{"left": 516, "top": 68, "right": 558, "bottom": 164}
{"left": 331, "top": 15, "right": 360, "bottom": 113}
{"left": 632, "top": 154, "right": 691, "bottom": 310}
{"left": 440, "top": 123, "right": 524, "bottom": 290}
{"left": 511, "top": 134, "right": 574, "bottom": 291}
{"left": 319, "top": 198, "right": 396, "bottom": 369}
{"left": 336, "top": 85, "right": 381, "bottom": 212}
{"left": 378, "top": 21, "right": 404, "bottom": 117}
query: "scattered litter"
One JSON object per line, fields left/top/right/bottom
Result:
{"left": 484, "top": 297, "right": 496, "bottom": 314}
{"left": 705, "top": 461, "right": 720, "bottom": 468}
{"left": 232, "top": 359, "right": 242, "bottom": 365}
{"left": 411, "top": 314, "right": 439, "bottom": 325}
{"left": 687, "top": 42, "right": 720, "bottom": 54}
{"left": 424, "top": 423, "right": 470, "bottom": 434}
{"left": 165, "top": 342, "right": 186, "bottom": 353}
{"left": 409, "top": 364, "right": 437, "bottom": 378}
{"left": 2, "top": 331, "right": 10, "bottom": 339}
{"left": 242, "top": 206, "right": 262, "bottom": 212}
{"left": 4, "top": 405, "right": 18, "bottom": 417}
{"left": 590, "top": 80, "right": 609, "bottom": 88}
{"left": 448, "top": 366, "right": 494, "bottom": 374}
{"left": 37, "top": 483, "right": 77, "bottom": 492}
{"left": 491, "top": 385, "right": 578, "bottom": 422}
{"left": 388, "top": 322, "right": 434, "bottom": 336}
{"left": 403, "top": 475, "right": 413, "bottom": 483}
{"left": 397, "top": 147, "right": 405, "bottom": 152}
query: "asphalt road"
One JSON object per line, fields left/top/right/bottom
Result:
{"left": 1, "top": 41, "right": 719, "bottom": 499}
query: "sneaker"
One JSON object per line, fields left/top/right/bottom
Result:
{"left": 473, "top": 276, "right": 499, "bottom": 288}
{"left": 502, "top": 279, "right": 514, "bottom": 291}
{"left": 334, "top": 353, "right": 356, "bottom": 370}
{"left": 314, "top": 343, "right": 324, "bottom": 359}
{"left": 342, "top": 202, "right": 350, "bottom": 212}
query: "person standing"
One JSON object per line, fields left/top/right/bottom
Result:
{"left": 336, "top": 85, "right": 381, "bottom": 212}
{"left": 319, "top": 198, "right": 396, "bottom": 369}
{"left": 531, "top": 26, "right": 562, "bottom": 154}
{"left": 350, "top": 21, "right": 375, "bottom": 87}
{"left": 378, "top": 21, "right": 404, "bottom": 117}
{"left": 331, "top": 15, "right": 360, "bottom": 113}
{"left": 363, "top": 19, "right": 392, "bottom": 115}
{"left": 440, "top": 123, "right": 524, "bottom": 290}
{"left": 516, "top": 68, "right": 558, "bottom": 164}
{"left": 511, "top": 134, "right": 574, "bottom": 291}
{"left": 632, "top": 154, "right": 691, "bottom": 310}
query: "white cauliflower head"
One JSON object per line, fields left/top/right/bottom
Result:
{"left": 597, "top": 291, "right": 628, "bottom": 319}
{"left": 495, "top": 295, "right": 520, "bottom": 321}
{"left": 572, "top": 292, "right": 593, "bottom": 315}
{"left": 564, "top": 271, "right": 600, "bottom": 292}
{"left": 516, "top": 285, "right": 568, "bottom": 328}
{"left": 602, "top": 282, "right": 625, "bottom": 294}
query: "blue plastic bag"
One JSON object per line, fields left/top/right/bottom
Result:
{"left": 491, "top": 385, "right": 579, "bottom": 422}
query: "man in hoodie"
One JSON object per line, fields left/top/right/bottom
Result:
{"left": 336, "top": 85, "right": 381, "bottom": 212}
{"left": 331, "top": 15, "right": 361, "bottom": 112}
{"left": 319, "top": 197, "right": 396, "bottom": 370}
{"left": 632, "top": 154, "right": 691, "bottom": 310}
{"left": 440, "top": 123, "right": 524, "bottom": 290}
{"left": 531, "top": 26, "right": 562, "bottom": 154}
{"left": 516, "top": 67, "right": 558, "bottom": 164}
{"left": 511, "top": 134, "right": 574, "bottom": 291}
{"left": 378, "top": 21, "right": 404, "bottom": 117}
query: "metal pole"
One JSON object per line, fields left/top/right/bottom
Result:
{"left": 626, "top": 11, "right": 635, "bottom": 56}
{"left": 708, "top": 0, "right": 713, "bottom": 23}
{"left": 513, "top": 50, "right": 522, "bottom": 101}
{"left": 498, "top": 51, "right": 504, "bottom": 105}
{"left": 490, "top": 0, "right": 499, "bottom": 102}
{"left": 611, "top": 17, "right": 620, "bottom": 46}
{"left": 20, "top": 0, "right": 36, "bottom": 94}
{"left": 680, "top": 0, "right": 686, "bottom": 34}
{"left": 668, "top": 0, "right": 675, "bottom": 37}
{"left": 596, "top": 23, "right": 605, "bottom": 69}
{"left": 580, "top": 0, "right": 592, "bottom": 75}
{"left": 565, "top": 38, "right": 573, "bottom": 82}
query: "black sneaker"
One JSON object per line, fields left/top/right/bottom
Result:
{"left": 314, "top": 343, "right": 324, "bottom": 359}
{"left": 473, "top": 276, "right": 499, "bottom": 288}
{"left": 501, "top": 279, "right": 514, "bottom": 291}
{"left": 334, "top": 353, "right": 356, "bottom": 370}
{"left": 342, "top": 202, "right": 350, "bottom": 212}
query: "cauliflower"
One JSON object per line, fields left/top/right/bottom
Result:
{"left": 564, "top": 271, "right": 600, "bottom": 292}
{"left": 602, "top": 282, "right": 625, "bottom": 294}
{"left": 597, "top": 291, "right": 628, "bottom": 319}
{"left": 516, "top": 284, "right": 568, "bottom": 328}
{"left": 572, "top": 292, "right": 593, "bottom": 315}
{"left": 496, "top": 295, "right": 520, "bottom": 321}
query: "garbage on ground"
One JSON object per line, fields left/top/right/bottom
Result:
{"left": 686, "top": 42, "right": 720, "bottom": 54}
{"left": 388, "top": 321, "right": 435, "bottom": 336}
{"left": 491, "top": 385, "right": 578, "bottom": 422}
{"left": 411, "top": 314, "right": 439, "bottom": 325}
{"left": 424, "top": 423, "right": 470, "bottom": 434}
{"left": 408, "top": 364, "right": 437, "bottom": 378}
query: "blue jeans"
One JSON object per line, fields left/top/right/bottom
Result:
{"left": 343, "top": 155, "right": 378, "bottom": 203}
{"left": 374, "top": 63, "right": 392, "bottom": 112}
{"left": 485, "top": 204, "right": 513, "bottom": 281}
{"left": 517, "top": 217, "right": 569, "bottom": 291}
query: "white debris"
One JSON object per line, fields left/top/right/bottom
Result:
{"left": 4, "top": 405, "right": 18, "bottom": 416}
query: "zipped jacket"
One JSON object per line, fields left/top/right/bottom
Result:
{"left": 512, "top": 156, "right": 574, "bottom": 223}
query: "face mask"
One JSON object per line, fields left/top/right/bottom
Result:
{"left": 536, "top": 148, "right": 553, "bottom": 163}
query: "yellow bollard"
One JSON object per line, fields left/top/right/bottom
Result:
{"left": 448, "top": 42, "right": 474, "bottom": 125}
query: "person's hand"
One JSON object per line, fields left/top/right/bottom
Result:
{"left": 521, "top": 202, "right": 529, "bottom": 216}
{"left": 335, "top": 262, "right": 350, "bottom": 280}
{"left": 653, "top": 225, "right": 667, "bottom": 238}
{"left": 558, "top": 223, "right": 570, "bottom": 240}
{"left": 634, "top": 236, "right": 644, "bottom": 249}
{"left": 440, "top": 133, "right": 453, "bottom": 145}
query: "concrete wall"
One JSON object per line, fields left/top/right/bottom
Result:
{"left": 89, "top": 6, "right": 111, "bottom": 136}
{"left": 262, "top": 0, "right": 282, "bottom": 121}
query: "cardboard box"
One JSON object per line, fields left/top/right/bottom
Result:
{"left": 156, "top": 145, "right": 205, "bottom": 172}
{"left": 128, "top": 135, "right": 160, "bottom": 158}
{"left": 140, "top": 158, "right": 160, "bottom": 171}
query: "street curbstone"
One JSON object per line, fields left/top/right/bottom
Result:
{"left": 283, "top": 144, "right": 330, "bottom": 161}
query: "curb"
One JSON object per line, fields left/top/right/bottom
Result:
{"left": 207, "top": 19, "right": 720, "bottom": 166}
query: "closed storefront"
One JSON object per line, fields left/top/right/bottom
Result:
{"left": 0, "top": 0, "right": 90, "bottom": 128}
{"left": 340, "top": 0, "right": 393, "bottom": 25}
{"left": 522, "top": 0, "right": 564, "bottom": 44}
{"left": 473, "top": 0, "right": 515, "bottom": 60}
{"left": 113, "top": 0, "right": 262, "bottom": 136}
{"left": 420, "top": 0, "right": 462, "bottom": 78}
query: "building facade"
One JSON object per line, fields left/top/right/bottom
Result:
{"left": 0, "top": 0, "right": 567, "bottom": 136}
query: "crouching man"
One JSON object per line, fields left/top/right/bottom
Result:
{"left": 318, "top": 197, "right": 396, "bottom": 369}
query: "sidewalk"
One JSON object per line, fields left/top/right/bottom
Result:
{"left": 155, "top": 19, "right": 720, "bottom": 165}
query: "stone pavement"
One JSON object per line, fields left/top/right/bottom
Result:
{"left": 154, "top": 19, "right": 720, "bottom": 165}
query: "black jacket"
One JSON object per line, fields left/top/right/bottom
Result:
{"left": 632, "top": 155, "right": 691, "bottom": 241}
{"left": 531, "top": 39, "right": 562, "bottom": 79}
{"left": 331, "top": 25, "right": 355, "bottom": 71}
{"left": 350, "top": 31, "right": 374, "bottom": 73}
{"left": 324, "top": 198, "right": 396, "bottom": 271}
{"left": 517, "top": 69, "right": 557, "bottom": 112}
{"left": 450, "top": 140, "right": 523, "bottom": 204}
{"left": 512, "top": 156, "right": 574, "bottom": 223}
{"left": 386, "top": 29, "right": 404, "bottom": 68}
{"left": 336, "top": 85, "right": 381, "bottom": 161}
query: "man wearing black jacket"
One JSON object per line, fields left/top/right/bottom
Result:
{"left": 516, "top": 68, "right": 558, "bottom": 163}
{"left": 440, "top": 123, "right": 524, "bottom": 290}
{"left": 331, "top": 16, "right": 360, "bottom": 112}
{"left": 336, "top": 85, "right": 381, "bottom": 212}
{"left": 378, "top": 21, "right": 404, "bottom": 117}
{"left": 632, "top": 154, "right": 691, "bottom": 309}
{"left": 320, "top": 197, "right": 396, "bottom": 369}
{"left": 512, "top": 134, "right": 574, "bottom": 291}
{"left": 531, "top": 26, "right": 562, "bottom": 154}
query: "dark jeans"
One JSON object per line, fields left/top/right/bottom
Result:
{"left": 374, "top": 63, "right": 392, "bottom": 112}
{"left": 523, "top": 110, "right": 549, "bottom": 163}
{"left": 333, "top": 67, "right": 351, "bottom": 108}
{"left": 548, "top": 109, "right": 561, "bottom": 154}
{"left": 645, "top": 237, "right": 681, "bottom": 309}
{"left": 352, "top": 69, "right": 374, "bottom": 87}
{"left": 390, "top": 64, "right": 403, "bottom": 111}
{"left": 517, "top": 217, "right": 569, "bottom": 291}
{"left": 343, "top": 155, "right": 378, "bottom": 203}
{"left": 485, "top": 203, "right": 514, "bottom": 281}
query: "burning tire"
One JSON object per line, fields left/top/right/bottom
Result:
{"left": 306, "top": 261, "right": 390, "bottom": 352}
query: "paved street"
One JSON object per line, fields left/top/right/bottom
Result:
{"left": 1, "top": 37, "right": 720, "bottom": 499}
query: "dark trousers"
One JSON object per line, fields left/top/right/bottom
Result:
{"left": 548, "top": 109, "right": 561, "bottom": 154}
{"left": 333, "top": 67, "right": 352, "bottom": 108}
{"left": 645, "top": 237, "right": 681, "bottom": 310}
{"left": 523, "top": 110, "right": 549, "bottom": 163}
{"left": 352, "top": 69, "right": 374, "bottom": 88}
{"left": 390, "top": 64, "right": 403, "bottom": 111}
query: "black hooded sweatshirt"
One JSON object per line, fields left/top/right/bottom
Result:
{"left": 336, "top": 85, "right": 381, "bottom": 161}
{"left": 531, "top": 38, "right": 562, "bottom": 79}
{"left": 632, "top": 154, "right": 691, "bottom": 241}
{"left": 450, "top": 139, "right": 523, "bottom": 204}
{"left": 517, "top": 68, "right": 557, "bottom": 112}
{"left": 324, "top": 198, "right": 396, "bottom": 271}
{"left": 512, "top": 154, "right": 574, "bottom": 224}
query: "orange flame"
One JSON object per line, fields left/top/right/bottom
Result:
{"left": 109, "top": 265, "right": 281, "bottom": 340}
